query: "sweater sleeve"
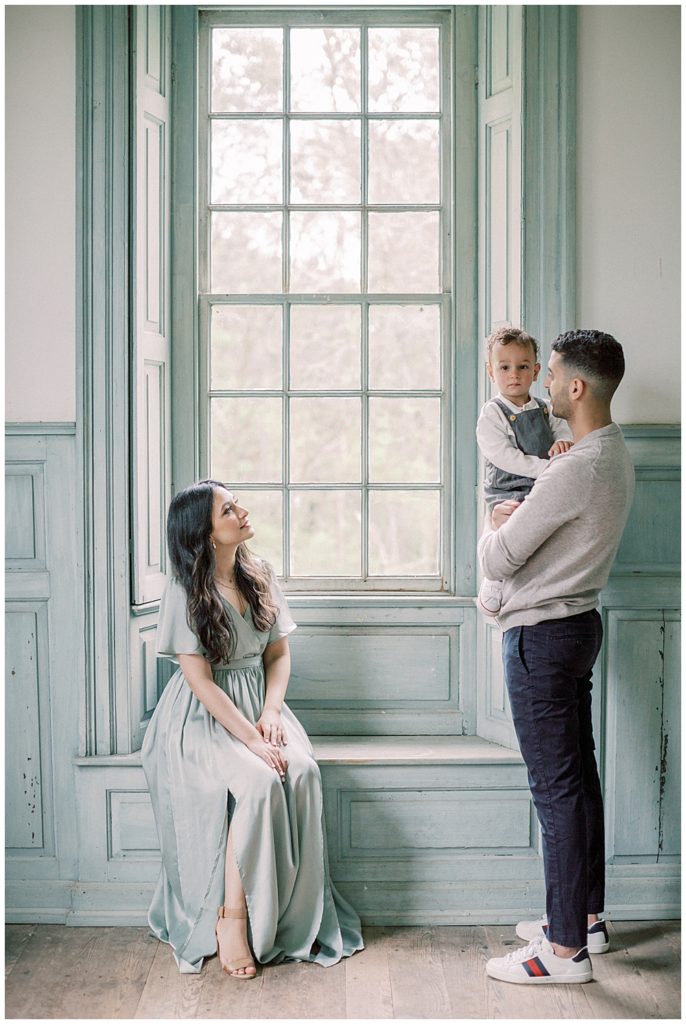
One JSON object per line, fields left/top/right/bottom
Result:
{"left": 478, "top": 453, "right": 592, "bottom": 579}
{"left": 476, "top": 401, "right": 551, "bottom": 479}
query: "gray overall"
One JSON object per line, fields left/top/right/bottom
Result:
{"left": 484, "top": 397, "right": 555, "bottom": 509}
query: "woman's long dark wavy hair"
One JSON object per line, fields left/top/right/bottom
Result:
{"left": 166, "top": 479, "right": 278, "bottom": 665}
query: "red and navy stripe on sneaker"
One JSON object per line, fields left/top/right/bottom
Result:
{"left": 522, "top": 956, "right": 550, "bottom": 978}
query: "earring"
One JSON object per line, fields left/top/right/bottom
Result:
{"left": 211, "top": 539, "right": 216, "bottom": 550}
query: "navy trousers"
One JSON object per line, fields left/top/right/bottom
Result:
{"left": 502, "top": 610, "right": 605, "bottom": 948}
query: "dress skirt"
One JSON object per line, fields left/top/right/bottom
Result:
{"left": 141, "top": 575, "right": 363, "bottom": 974}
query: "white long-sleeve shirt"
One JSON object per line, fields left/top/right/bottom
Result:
{"left": 476, "top": 393, "right": 572, "bottom": 479}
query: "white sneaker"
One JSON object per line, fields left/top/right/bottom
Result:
{"left": 486, "top": 936, "right": 593, "bottom": 985}
{"left": 516, "top": 914, "right": 610, "bottom": 953}
{"left": 477, "top": 578, "right": 503, "bottom": 616}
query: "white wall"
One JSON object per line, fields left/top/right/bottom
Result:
{"left": 4, "top": 7, "right": 679, "bottom": 425}
{"left": 5, "top": 5, "right": 76, "bottom": 423}
{"left": 577, "top": 6, "right": 680, "bottom": 424}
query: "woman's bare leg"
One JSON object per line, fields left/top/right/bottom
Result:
{"left": 216, "top": 823, "right": 256, "bottom": 976}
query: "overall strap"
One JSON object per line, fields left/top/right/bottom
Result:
{"left": 491, "top": 397, "right": 518, "bottom": 424}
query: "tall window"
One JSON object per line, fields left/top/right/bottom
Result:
{"left": 199, "top": 10, "right": 453, "bottom": 590}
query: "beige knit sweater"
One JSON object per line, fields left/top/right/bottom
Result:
{"left": 478, "top": 423, "right": 635, "bottom": 631}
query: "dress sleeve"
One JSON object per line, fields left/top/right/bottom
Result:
{"left": 266, "top": 571, "right": 297, "bottom": 645}
{"left": 156, "top": 577, "right": 203, "bottom": 659}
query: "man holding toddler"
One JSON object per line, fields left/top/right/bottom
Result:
{"left": 479, "top": 328, "right": 634, "bottom": 985}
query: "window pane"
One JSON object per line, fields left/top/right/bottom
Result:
{"left": 290, "top": 28, "right": 361, "bottom": 112}
{"left": 211, "top": 397, "right": 282, "bottom": 483}
{"left": 290, "top": 121, "right": 361, "bottom": 204}
{"left": 211, "top": 212, "right": 282, "bottom": 293}
{"left": 290, "top": 211, "right": 360, "bottom": 292}
{"left": 369, "top": 305, "right": 440, "bottom": 390}
{"left": 211, "top": 306, "right": 282, "bottom": 391}
{"left": 368, "top": 28, "right": 440, "bottom": 112}
{"left": 244, "top": 490, "right": 283, "bottom": 576}
{"left": 369, "top": 397, "right": 440, "bottom": 482}
{"left": 368, "top": 490, "right": 440, "bottom": 575}
{"left": 290, "top": 398, "right": 361, "bottom": 483}
{"left": 368, "top": 212, "right": 439, "bottom": 293}
{"left": 212, "top": 28, "right": 283, "bottom": 113}
{"left": 211, "top": 120, "right": 282, "bottom": 204}
{"left": 368, "top": 120, "right": 440, "bottom": 204}
{"left": 290, "top": 306, "right": 361, "bottom": 390}
{"left": 290, "top": 491, "right": 361, "bottom": 576}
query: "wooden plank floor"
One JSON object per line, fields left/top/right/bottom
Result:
{"left": 5, "top": 921, "right": 680, "bottom": 1019}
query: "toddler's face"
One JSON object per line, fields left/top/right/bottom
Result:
{"left": 487, "top": 341, "right": 540, "bottom": 406}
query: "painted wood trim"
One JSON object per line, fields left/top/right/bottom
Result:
{"left": 452, "top": 8, "right": 480, "bottom": 599}
{"left": 131, "top": 6, "right": 172, "bottom": 608}
{"left": 521, "top": 5, "right": 576, "bottom": 365}
{"left": 76, "top": 6, "right": 133, "bottom": 755}
{"left": 5, "top": 422, "right": 77, "bottom": 435}
{"left": 170, "top": 5, "right": 201, "bottom": 492}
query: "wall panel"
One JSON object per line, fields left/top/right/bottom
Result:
{"left": 288, "top": 604, "right": 470, "bottom": 735}
{"left": 6, "top": 605, "right": 48, "bottom": 850}
{"left": 604, "top": 610, "right": 680, "bottom": 862}
{"left": 5, "top": 426, "right": 80, "bottom": 908}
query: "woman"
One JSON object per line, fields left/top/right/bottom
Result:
{"left": 141, "top": 479, "right": 363, "bottom": 977}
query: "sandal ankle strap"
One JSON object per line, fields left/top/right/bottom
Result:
{"left": 217, "top": 905, "right": 248, "bottom": 919}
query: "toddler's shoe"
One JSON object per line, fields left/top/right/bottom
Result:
{"left": 477, "top": 578, "right": 503, "bottom": 617}
{"left": 486, "top": 936, "right": 592, "bottom": 985}
{"left": 516, "top": 914, "right": 610, "bottom": 953}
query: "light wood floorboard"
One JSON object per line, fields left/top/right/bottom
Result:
{"left": 5, "top": 921, "right": 681, "bottom": 1019}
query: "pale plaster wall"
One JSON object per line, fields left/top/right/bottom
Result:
{"left": 4, "top": 7, "right": 679, "bottom": 425}
{"left": 576, "top": 5, "right": 680, "bottom": 424}
{"left": 6, "top": 5, "right": 76, "bottom": 422}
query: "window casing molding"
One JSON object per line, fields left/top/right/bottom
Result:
{"left": 77, "top": 4, "right": 576, "bottom": 754}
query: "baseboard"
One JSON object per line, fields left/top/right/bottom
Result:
{"left": 6, "top": 868, "right": 679, "bottom": 927}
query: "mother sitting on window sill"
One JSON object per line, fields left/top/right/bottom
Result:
{"left": 141, "top": 479, "right": 364, "bottom": 977}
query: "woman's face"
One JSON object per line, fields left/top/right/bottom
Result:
{"left": 209, "top": 486, "right": 254, "bottom": 550}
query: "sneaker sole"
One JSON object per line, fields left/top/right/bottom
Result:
{"left": 476, "top": 598, "right": 500, "bottom": 617}
{"left": 486, "top": 964, "right": 593, "bottom": 984}
{"left": 514, "top": 923, "right": 609, "bottom": 954}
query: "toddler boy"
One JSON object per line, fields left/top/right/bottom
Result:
{"left": 476, "top": 326, "right": 572, "bottom": 616}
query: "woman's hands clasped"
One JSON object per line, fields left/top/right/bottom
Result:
{"left": 257, "top": 707, "right": 288, "bottom": 749}
{"left": 246, "top": 731, "right": 289, "bottom": 779}
{"left": 247, "top": 707, "right": 289, "bottom": 780}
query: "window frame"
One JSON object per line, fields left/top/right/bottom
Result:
{"left": 194, "top": 6, "right": 457, "bottom": 593}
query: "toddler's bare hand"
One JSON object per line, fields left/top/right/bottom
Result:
{"left": 492, "top": 500, "right": 521, "bottom": 529}
{"left": 549, "top": 440, "right": 573, "bottom": 456}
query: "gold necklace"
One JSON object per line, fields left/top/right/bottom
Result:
{"left": 215, "top": 575, "right": 246, "bottom": 612}
{"left": 215, "top": 574, "right": 238, "bottom": 588}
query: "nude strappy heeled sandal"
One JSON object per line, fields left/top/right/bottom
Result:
{"left": 215, "top": 906, "right": 257, "bottom": 979}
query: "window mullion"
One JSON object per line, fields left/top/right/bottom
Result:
{"left": 361, "top": 24, "right": 369, "bottom": 580}
{"left": 283, "top": 27, "right": 291, "bottom": 579}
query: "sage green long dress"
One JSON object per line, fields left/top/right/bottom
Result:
{"left": 141, "top": 574, "right": 363, "bottom": 974}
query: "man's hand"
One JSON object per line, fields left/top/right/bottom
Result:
{"left": 491, "top": 500, "right": 521, "bottom": 529}
{"left": 549, "top": 440, "right": 573, "bottom": 457}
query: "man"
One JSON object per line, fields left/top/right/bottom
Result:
{"left": 479, "top": 329, "right": 635, "bottom": 984}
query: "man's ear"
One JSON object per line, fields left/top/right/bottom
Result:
{"left": 569, "top": 376, "right": 586, "bottom": 401}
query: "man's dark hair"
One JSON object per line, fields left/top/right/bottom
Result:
{"left": 552, "top": 329, "right": 625, "bottom": 400}
{"left": 486, "top": 326, "right": 539, "bottom": 361}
